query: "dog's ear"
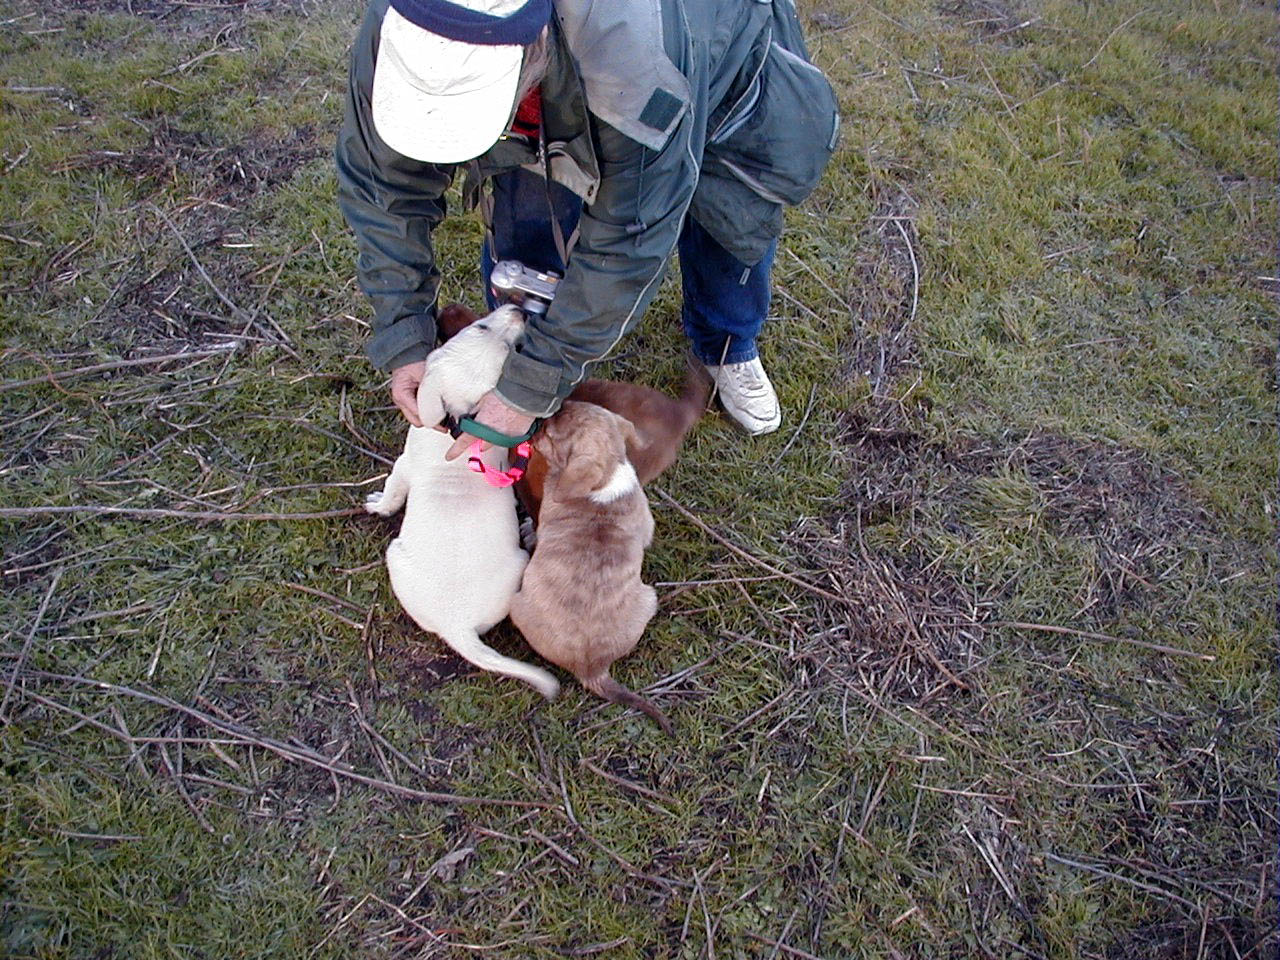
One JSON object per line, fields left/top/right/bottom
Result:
{"left": 614, "top": 412, "right": 640, "bottom": 452}
{"left": 531, "top": 411, "right": 564, "bottom": 463}
{"left": 594, "top": 407, "right": 639, "bottom": 461}
{"left": 436, "top": 303, "right": 480, "bottom": 342}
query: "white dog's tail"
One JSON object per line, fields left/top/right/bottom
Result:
{"left": 438, "top": 627, "right": 560, "bottom": 700}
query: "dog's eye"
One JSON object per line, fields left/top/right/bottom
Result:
{"left": 475, "top": 324, "right": 489, "bottom": 331}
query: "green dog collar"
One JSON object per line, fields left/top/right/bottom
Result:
{"left": 457, "top": 417, "right": 541, "bottom": 447}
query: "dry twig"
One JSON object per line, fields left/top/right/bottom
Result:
{"left": 0, "top": 566, "right": 63, "bottom": 721}
{"left": 745, "top": 932, "right": 827, "bottom": 960}
{"left": 0, "top": 504, "right": 366, "bottom": 521}
{"left": 988, "top": 620, "right": 1214, "bottom": 661}
{"left": 579, "top": 757, "right": 678, "bottom": 808}
{"left": 1043, "top": 851, "right": 1200, "bottom": 914}
{"left": 16, "top": 669, "right": 546, "bottom": 809}
{"left": 0, "top": 345, "right": 237, "bottom": 394}
{"left": 653, "top": 488, "right": 853, "bottom": 609}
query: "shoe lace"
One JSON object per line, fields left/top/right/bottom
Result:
{"left": 726, "top": 360, "right": 768, "bottom": 396}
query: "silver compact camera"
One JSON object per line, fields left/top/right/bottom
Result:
{"left": 489, "top": 260, "right": 560, "bottom": 317}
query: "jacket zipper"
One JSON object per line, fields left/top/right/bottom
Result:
{"left": 709, "top": 25, "right": 772, "bottom": 146}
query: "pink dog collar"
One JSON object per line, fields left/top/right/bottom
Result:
{"left": 467, "top": 440, "right": 530, "bottom": 488}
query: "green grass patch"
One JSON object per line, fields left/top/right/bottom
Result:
{"left": 1, "top": 0, "right": 1274, "bottom": 957}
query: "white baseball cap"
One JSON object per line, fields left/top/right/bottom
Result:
{"left": 371, "top": 0, "right": 551, "bottom": 164}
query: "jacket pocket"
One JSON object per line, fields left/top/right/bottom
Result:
{"left": 705, "top": 31, "right": 839, "bottom": 206}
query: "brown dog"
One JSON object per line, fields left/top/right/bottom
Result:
{"left": 434, "top": 303, "right": 709, "bottom": 524}
{"left": 517, "top": 371, "right": 707, "bottom": 525}
{"left": 508, "top": 401, "right": 672, "bottom": 733}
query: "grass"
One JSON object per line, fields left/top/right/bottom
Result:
{"left": 1, "top": 0, "right": 1275, "bottom": 957}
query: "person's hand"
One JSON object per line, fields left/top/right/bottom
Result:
{"left": 445, "top": 391, "right": 535, "bottom": 461}
{"left": 390, "top": 361, "right": 427, "bottom": 427}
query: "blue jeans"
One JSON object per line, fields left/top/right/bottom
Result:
{"left": 483, "top": 169, "right": 775, "bottom": 366}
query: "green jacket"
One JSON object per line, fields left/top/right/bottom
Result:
{"left": 337, "top": 0, "right": 838, "bottom": 416}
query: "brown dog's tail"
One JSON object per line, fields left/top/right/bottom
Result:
{"left": 677, "top": 357, "right": 713, "bottom": 433}
{"left": 584, "top": 674, "right": 674, "bottom": 735}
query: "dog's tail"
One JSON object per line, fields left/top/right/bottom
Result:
{"left": 677, "top": 357, "right": 713, "bottom": 432}
{"left": 438, "top": 626, "right": 560, "bottom": 700}
{"left": 583, "top": 673, "right": 674, "bottom": 735}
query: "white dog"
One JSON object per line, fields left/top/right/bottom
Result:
{"left": 365, "top": 305, "right": 559, "bottom": 699}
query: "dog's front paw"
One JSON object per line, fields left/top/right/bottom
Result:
{"left": 365, "top": 491, "right": 389, "bottom": 516}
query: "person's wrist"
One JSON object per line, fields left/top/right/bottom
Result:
{"left": 444, "top": 391, "right": 534, "bottom": 460}
{"left": 490, "top": 388, "right": 545, "bottom": 420}
{"left": 390, "top": 360, "right": 428, "bottom": 426}
{"left": 457, "top": 417, "right": 539, "bottom": 446}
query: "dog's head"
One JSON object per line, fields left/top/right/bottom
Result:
{"left": 535, "top": 401, "right": 639, "bottom": 501}
{"left": 437, "top": 303, "right": 524, "bottom": 347}
{"left": 469, "top": 304, "right": 525, "bottom": 348}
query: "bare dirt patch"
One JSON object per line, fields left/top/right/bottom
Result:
{"left": 839, "top": 414, "right": 1224, "bottom": 619}
{"left": 787, "top": 516, "right": 988, "bottom": 704}
{"left": 0, "top": 524, "right": 67, "bottom": 587}
{"left": 805, "top": 4, "right": 852, "bottom": 33}
{"left": 53, "top": 122, "right": 323, "bottom": 201}
{"left": 971, "top": 432, "right": 1221, "bottom": 616}
{"left": 51, "top": 122, "right": 326, "bottom": 355}
{"left": 937, "top": 0, "right": 1035, "bottom": 40}
{"left": 1107, "top": 915, "right": 1274, "bottom": 960}
{"left": 825, "top": 176, "right": 989, "bottom": 703}
{"left": 830, "top": 155, "right": 1229, "bottom": 704}
{"left": 394, "top": 649, "right": 475, "bottom": 699}
{"left": 837, "top": 413, "right": 968, "bottom": 525}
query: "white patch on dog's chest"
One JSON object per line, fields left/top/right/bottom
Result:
{"left": 589, "top": 462, "right": 640, "bottom": 504}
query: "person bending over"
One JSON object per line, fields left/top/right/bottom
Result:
{"left": 337, "top": 0, "right": 839, "bottom": 449}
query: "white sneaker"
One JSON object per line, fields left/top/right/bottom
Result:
{"left": 705, "top": 356, "right": 782, "bottom": 436}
